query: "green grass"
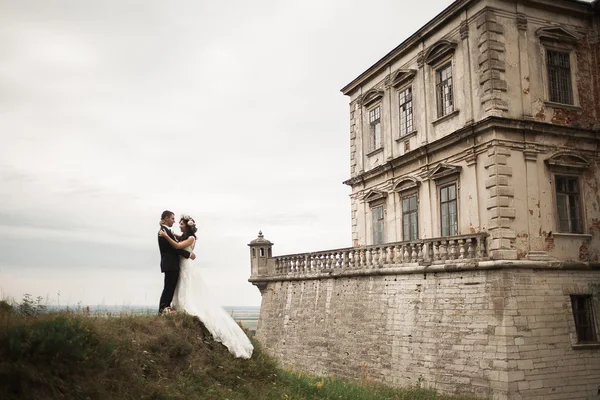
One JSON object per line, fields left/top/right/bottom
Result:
{"left": 0, "top": 299, "right": 477, "bottom": 400}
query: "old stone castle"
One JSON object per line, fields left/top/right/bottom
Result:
{"left": 249, "top": 0, "right": 600, "bottom": 399}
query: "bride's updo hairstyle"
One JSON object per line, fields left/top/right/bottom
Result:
{"left": 180, "top": 214, "right": 198, "bottom": 240}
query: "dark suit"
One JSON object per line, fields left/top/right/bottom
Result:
{"left": 158, "top": 225, "right": 191, "bottom": 312}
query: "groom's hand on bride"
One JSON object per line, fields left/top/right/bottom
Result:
{"left": 191, "top": 253, "right": 196, "bottom": 260}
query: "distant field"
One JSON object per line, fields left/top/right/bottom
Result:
{"left": 46, "top": 305, "right": 261, "bottom": 331}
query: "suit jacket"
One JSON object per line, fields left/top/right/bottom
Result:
{"left": 158, "top": 225, "right": 191, "bottom": 272}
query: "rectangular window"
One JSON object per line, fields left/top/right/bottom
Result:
{"left": 369, "top": 107, "right": 381, "bottom": 151}
{"left": 556, "top": 176, "right": 581, "bottom": 233}
{"left": 571, "top": 295, "right": 597, "bottom": 343}
{"left": 436, "top": 63, "right": 453, "bottom": 118}
{"left": 402, "top": 194, "right": 418, "bottom": 241}
{"left": 547, "top": 50, "right": 573, "bottom": 105}
{"left": 440, "top": 183, "right": 458, "bottom": 236}
{"left": 398, "top": 87, "right": 413, "bottom": 137}
{"left": 372, "top": 205, "right": 384, "bottom": 245}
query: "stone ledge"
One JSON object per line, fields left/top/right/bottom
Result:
{"left": 249, "top": 260, "right": 600, "bottom": 283}
{"left": 432, "top": 109, "right": 460, "bottom": 126}
{"left": 395, "top": 130, "right": 418, "bottom": 142}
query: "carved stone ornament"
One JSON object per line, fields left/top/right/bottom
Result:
{"left": 544, "top": 152, "right": 590, "bottom": 171}
{"left": 424, "top": 40, "right": 458, "bottom": 66}
{"left": 390, "top": 69, "right": 417, "bottom": 88}
{"left": 393, "top": 177, "right": 420, "bottom": 193}
{"left": 428, "top": 163, "right": 462, "bottom": 181}
{"left": 536, "top": 26, "right": 579, "bottom": 44}
{"left": 363, "top": 189, "right": 388, "bottom": 203}
{"left": 417, "top": 50, "right": 425, "bottom": 68}
{"left": 460, "top": 21, "right": 469, "bottom": 40}
{"left": 516, "top": 14, "right": 528, "bottom": 31}
{"left": 360, "top": 88, "right": 385, "bottom": 107}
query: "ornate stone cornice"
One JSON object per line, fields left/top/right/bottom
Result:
{"left": 342, "top": 117, "right": 600, "bottom": 187}
{"left": 390, "top": 69, "right": 417, "bottom": 88}
{"left": 544, "top": 151, "right": 591, "bottom": 171}
{"left": 424, "top": 39, "right": 458, "bottom": 66}
{"left": 536, "top": 26, "right": 579, "bottom": 44}
{"left": 359, "top": 88, "right": 384, "bottom": 107}
{"left": 393, "top": 177, "right": 420, "bottom": 193}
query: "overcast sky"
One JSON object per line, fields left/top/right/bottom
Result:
{"left": 0, "top": 0, "right": 459, "bottom": 307}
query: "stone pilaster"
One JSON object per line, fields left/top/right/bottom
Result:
{"left": 485, "top": 146, "right": 517, "bottom": 259}
{"left": 351, "top": 194, "right": 359, "bottom": 246}
{"left": 349, "top": 100, "right": 359, "bottom": 177}
{"left": 477, "top": 10, "right": 508, "bottom": 116}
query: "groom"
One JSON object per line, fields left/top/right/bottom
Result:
{"left": 158, "top": 210, "right": 195, "bottom": 315}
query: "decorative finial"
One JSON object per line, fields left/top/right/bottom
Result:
{"left": 258, "top": 231, "right": 263, "bottom": 238}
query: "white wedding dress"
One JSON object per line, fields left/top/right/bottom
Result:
{"left": 172, "top": 239, "right": 253, "bottom": 359}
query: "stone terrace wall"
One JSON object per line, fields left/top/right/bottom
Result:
{"left": 256, "top": 267, "right": 600, "bottom": 400}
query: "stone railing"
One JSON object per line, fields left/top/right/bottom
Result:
{"left": 271, "top": 233, "right": 488, "bottom": 277}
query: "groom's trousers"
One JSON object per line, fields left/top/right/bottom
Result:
{"left": 159, "top": 270, "right": 180, "bottom": 312}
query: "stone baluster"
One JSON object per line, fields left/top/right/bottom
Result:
{"left": 433, "top": 241, "right": 440, "bottom": 261}
{"left": 353, "top": 249, "right": 359, "bottom": 268}
{"left": 448, "top": 240, "right": 457, "bottom": 260}
{"left": 408, "top": 244, "right": 415, "bottom": 262}
{"left": 366, "top": 249, "right": 372, "bottom": 268}
{"left": 466, "top": 238, "right": 474, "bottom": 259}
{"left": 402, "top": 245, "right": 409, "bottom": 264}
{"left": 458, "top": 239, "right": 466, "bottom": 259}
{"left": 440, "top": 241, "right": 447, "bottom": 262}
{"left": 386, "top": 246, "right": 393, "bottom": 265}
{"left": 417, "top": 243, "right": 424, "bottom": 262}
{"left": 392, "top": 245, "right": 399, "bottom": 264}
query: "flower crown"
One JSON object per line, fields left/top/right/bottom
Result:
{"left": 180, "top": 214, "right": 196, "bottom": 227}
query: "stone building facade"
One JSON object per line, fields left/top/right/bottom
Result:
{"left": 249, "top": 0, "right": 600, "bottom": 399}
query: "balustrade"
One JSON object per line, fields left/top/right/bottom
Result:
{"left": 270, "top": 233, "right": 488, "bottom": 277}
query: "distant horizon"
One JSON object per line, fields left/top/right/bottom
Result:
{"left": 43, "top": 304, "right": 260, "bottom": 309}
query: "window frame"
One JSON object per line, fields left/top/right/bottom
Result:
{"left": 397, "top": 85, "right": 414, "bottom": 138}
{"left": 401, "top": 192, "right": 419, "bottom": 241}
{"left": 371, "top": 203, "right": 385, "bottom": 245}
{"left": 435, "top": 61, "right": 454, "bottom": 119}
{"left": 439, "top": 181, "right": 459, "bottom": 237}
{"left": 546, "top": 49, "right": 574, "bottom": 105}
{"left": 570, "top": 295, "right": 598, "bottom": 344}
{"left": 554, "top": 174, "right": 583, "bottom": 234}
{"left": 537, "top": 28, "right": 580, "bottom": 108}
{"left": 368, "top": 105, "right": 382, "bottom": 153}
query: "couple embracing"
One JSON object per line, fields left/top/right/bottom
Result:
{"left": 157, "top": 210, "right": 253, "bottom": 359}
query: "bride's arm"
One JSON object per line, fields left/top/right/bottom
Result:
{"left": 158, "top": 231, "right": 195, "bottom": 249}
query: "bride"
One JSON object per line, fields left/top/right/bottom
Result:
{"left": 158, "top": 214, "right": 253, "bottom": 359}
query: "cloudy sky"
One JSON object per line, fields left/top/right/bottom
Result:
{"left": 0, "top": 0, "right": 456, "bottom": 308}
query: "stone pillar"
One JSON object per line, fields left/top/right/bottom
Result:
{"left": 477, "top": 10, "right": 508, "bottom": 117}
{"left": 248, "top": 231, "right": 273, "bottom": 285}
{"left": 516, "top": 13, "right": 533, "bottom": 119}
{"left": 485, "top": 146, "right": 517, "bottom": 259}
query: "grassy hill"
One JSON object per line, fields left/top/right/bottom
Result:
{"left": 0, "top": 299, "right": 476, "bottom": 400}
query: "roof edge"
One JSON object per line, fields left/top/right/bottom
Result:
{"left": 340, "top": 0, "right": 596, "bottom": 96}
